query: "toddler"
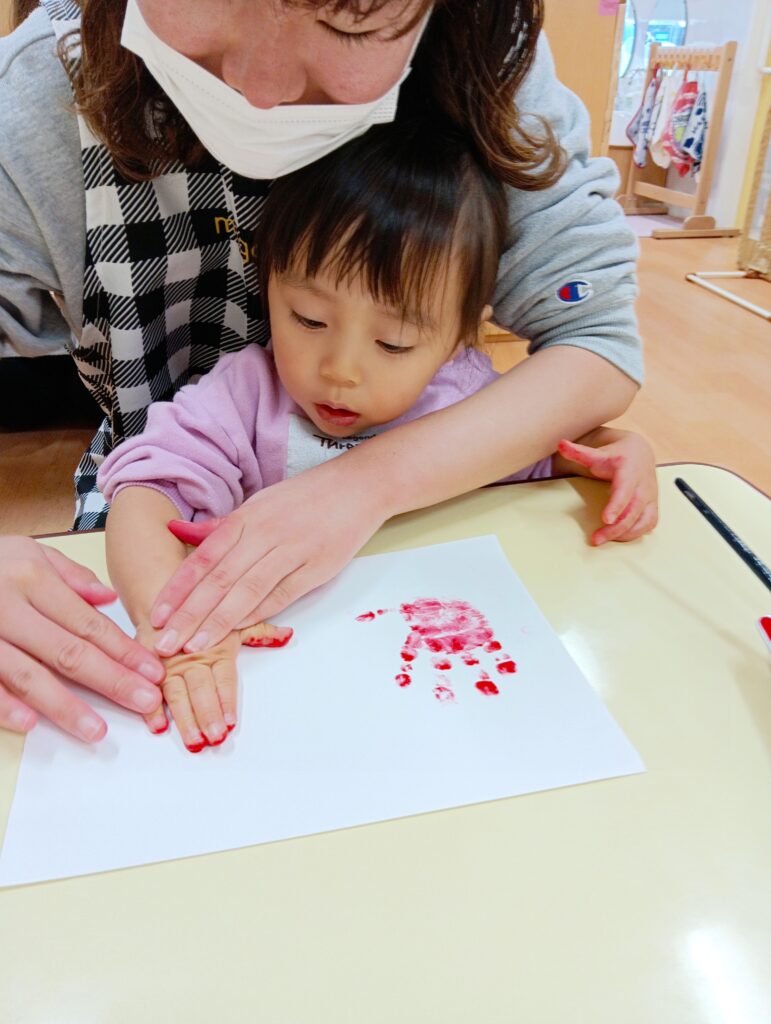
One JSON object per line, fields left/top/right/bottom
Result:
{"left": 99, "top": 119, "right": 657, "bottom": 751}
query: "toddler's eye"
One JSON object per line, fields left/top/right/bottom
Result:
{"left": 377, "top": 340, "right": 412, "bottom": 355}
{"left": 292, "top": 311, "right": 326, "bottom": 330}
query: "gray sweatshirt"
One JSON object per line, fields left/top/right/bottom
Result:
{"left": 0, "top": 7, "right": 642, "bottom": 382}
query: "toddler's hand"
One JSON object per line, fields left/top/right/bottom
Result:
{"left": 135, "top": 621, "right": 292, "bottom": 751}
{"left": 557, "top": 433, "right": 659, "bottom": 546}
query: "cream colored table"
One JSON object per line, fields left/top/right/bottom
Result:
{"left": 1, "top": 464, "right": 769, "bottom": 1024}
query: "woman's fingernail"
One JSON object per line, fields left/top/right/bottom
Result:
{"left": 186, "top": 739, "right": 207, "bottom": 753}
{"left": 133, "top": 688, "right": 160, "bottom": 713}
{"left": 9, "top": 708, "right": 35, "bottom": 732}
{"left": 185, "top": 631, "right": 208, "bottom": 653}
{"left": 139, "top": 660, "right": 164, "bottom": 683}
{"left": 224, "top": 712, "right": 236, "bottom": 729}
{"left": 208, "top": 730, "right": 228, "bottom": 747}
{"left": 152, "top": 603, "right": 172, "bottom": 628}
{"left": 150, "top": 720, "right": 169, "bottom": 735}
{"left": 78, "top": 716, "right": 105, "bottom": 742}
{"left": 155, "top": 630, "right": 178, "bottom": 654}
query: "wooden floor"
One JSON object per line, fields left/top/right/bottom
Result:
{"left": 1, "top": 236, "right": 769, "bottom": 537}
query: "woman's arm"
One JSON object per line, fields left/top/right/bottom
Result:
{"left": 149, "top": 345, "right": 638, "bottom": 656}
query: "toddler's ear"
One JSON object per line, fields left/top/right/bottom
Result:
{"left": 479, "top": 304, "right": 494, "bottom": 325}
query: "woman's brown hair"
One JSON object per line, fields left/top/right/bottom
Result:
{"left": 13, "top": 1, "right": 564, "bottom": 189}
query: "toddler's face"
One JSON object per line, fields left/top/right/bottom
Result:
{"left": 268, "top": 263, "right": 467, "bottom": 437}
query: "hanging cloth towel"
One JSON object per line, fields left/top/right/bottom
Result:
{"left": 648, "top": 72, "right": 679, "bottom": 168}
{"left": 664, "top": 73, "right": 699, "bottom": 176}
{"left": 626, "top": 71, "right": 661, "bottom": 167}
{"left": 679, "top": 88, "right": 709, "bottom": 174}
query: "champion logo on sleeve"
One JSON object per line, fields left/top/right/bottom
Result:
{"left": 557, "top": 280, "right": 593, "bottom": 304}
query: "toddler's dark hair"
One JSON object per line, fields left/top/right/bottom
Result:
{"left": 255, "top": 118, "right": 508, "bottom": 345}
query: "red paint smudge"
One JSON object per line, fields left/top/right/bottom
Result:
{"left": 433, "top": 685, "right": 455, "bottom": 702}
{"left": 226, "top": 723, "right": 236, "bottom": 732}
{"left": 357, "top": 597, "right": 518, "bottom": 700}
{"left": 476, "top": 679, "right": 499, "bottom": 696}
{"left": 243, "top": 627, "right": 293, "bottom": 648}
{"left": 186, "top": 740, "right": 207, "bottom": 753}
{"left": 761, "top": 616, "right": 771, "bottom": 641}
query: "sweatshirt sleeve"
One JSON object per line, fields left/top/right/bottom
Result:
{"left": 97, "top": 348, "right": 276, "bottom": 520}
{"left": 493, "top": 35, "right": 642, "bottom": 384}
{"left": 0, "top": 9, "right": 86, "bottom": 358}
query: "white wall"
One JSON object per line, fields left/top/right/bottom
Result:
{"left": 694, "top": 0, "right": 771, "bottom": 225}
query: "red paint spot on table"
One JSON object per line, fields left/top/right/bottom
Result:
{"left": 760, "top": 616, "right": 771, "bottom": 641}
{"left": 496, "top": 660, "right": 517, "bottom": 674}
{"left": 395, "top": 672, "right": 412, "bottom": 687}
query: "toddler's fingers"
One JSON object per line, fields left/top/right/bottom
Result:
{"left": 557, "top": 439, "right": 610, "bottom": 474}
{"left": 162, "top": 670, "right": 206, "bottom": 752}
{"left": 144, "top": 704, "right": 169, "bottom": 735}
{"left": 238, "top": 622, "right": 294, "bottom": 648}
{"left": 602, "top": 462, "right": 641, "bottom": 524}
{"left": 592, "top": 494, "right": 642, "bottom": 546}
{"left": 185, "top": 663, "right": 228, "bottom": 746}
{"left": 212, "top": 657, "right": 239, "bottom": 733}
{"left": 615, "top": 502, "right": 659, "bottom": 542}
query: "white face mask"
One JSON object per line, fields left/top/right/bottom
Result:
{"left": 121, "top": 0, "right": 430, "bottom": 179}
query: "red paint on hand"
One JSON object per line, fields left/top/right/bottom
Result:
{"left": 186, "top": 740, "right": 207, "bottom": 753}
{"left": 242, "top": 626, "right": 294, "bottom": 648}
{"left": 166, "top": 517, "right": 223, "bottom": 546}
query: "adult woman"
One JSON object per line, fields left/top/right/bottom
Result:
{"left": 0, "top": 0, "right": 640, "bottom": 741}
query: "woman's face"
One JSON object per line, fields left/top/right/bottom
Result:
{"left": 136, "top": 0, "right": 426, "bottom": 108}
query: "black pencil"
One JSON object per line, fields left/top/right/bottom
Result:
{"left": 674, "top": 477, "right": 771, "bottom": 593}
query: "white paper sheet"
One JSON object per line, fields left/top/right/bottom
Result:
{"left": 0, "top": 536, "right": 644, "bottom": 886}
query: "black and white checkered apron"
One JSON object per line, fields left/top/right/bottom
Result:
{"left": 45, "top": 0, "right": 271, "bottom": 529}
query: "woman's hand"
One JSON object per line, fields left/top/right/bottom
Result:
{"left": 0, "top": 537, "right": 165, "bottom": 741}
{"left": 150, "top": 458, "right": 384, "bottom": 655}
{"left": 137, "top": 620, "right": 293, "bottom": 750}
{"left": 556, "top": 433, "right": 659, "bottom": 545}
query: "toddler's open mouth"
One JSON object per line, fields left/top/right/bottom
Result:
{"left": 314, "top": 403, "right": 360, "bottom": 428}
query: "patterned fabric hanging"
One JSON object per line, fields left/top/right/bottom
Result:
{"left": 679, "top": 89, "right": 709, "bottom": 174}
{"left": 626, "top": 70, "right": 661, "bottom": 169}
{"left": 663, "top": 73, "right": 699, "bottom": 177}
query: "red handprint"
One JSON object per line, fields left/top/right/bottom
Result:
{"left": 356, "top": 598, "right": 516, "bottom": 702}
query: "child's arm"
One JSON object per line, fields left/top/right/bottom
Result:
{"left": 552, "top": 427, "right": 659, "bottom": 546}
{"left": 106, "top": 487, "right": 288, "bottom": 750}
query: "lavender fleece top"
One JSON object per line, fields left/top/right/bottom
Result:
{"left": 97, "top": 345, "right": 553, "bottom": 521}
